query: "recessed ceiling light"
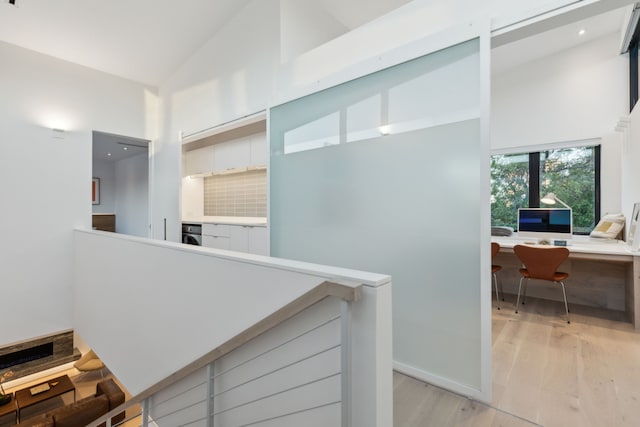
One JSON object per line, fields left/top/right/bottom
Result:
{"left": 578, "top": 29, "right": 586, "bottom": 36}
{"left": 123, "top": 146, "right": 128, "bottom": 150}
{"left": 107, "top": 153, "right": 112, "bottom": 156}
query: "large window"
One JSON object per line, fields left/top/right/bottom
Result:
{"left": 491, "top": 145, "right": 600, "bottom": 234}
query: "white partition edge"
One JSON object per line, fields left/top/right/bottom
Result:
{"left": 479, "top": 20, "right": 493, "bottom": 404}
{"left": 274, "top": 21, "right": 485, "bottom": 109}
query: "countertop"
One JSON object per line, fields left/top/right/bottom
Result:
{"left": 182, "top": 216, "right": 267, "bottom": 227}
{"left": 492, "top": 234, "right": 637, "bottom": 257}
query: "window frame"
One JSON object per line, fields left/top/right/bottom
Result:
{"left": 491, "top": 143, "right": 601, "bottom": 235}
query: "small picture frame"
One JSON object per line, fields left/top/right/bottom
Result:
{"left": 629, "top": 202, "right": 640, "bottom": 251}
{"left": 92, "top": 178, "right": 100, "bottom": 205}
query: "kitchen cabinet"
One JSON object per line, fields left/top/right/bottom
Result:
{"left": 184, "top": 131, "right": 266, "bottom": 176}
{"left": 201, "top": 223, "right": 268, "bottom": 255}
{"left": 184, "top": 146, "right": 214, "bottom": 176}
{"left": 250, "top": 133, "right": 267, "bottom": 166}
{"left": 248, "top": 226, "right": 269, "bottom": 255}
{"left": 202, "top": 234, "right": 230, "bottom": 250}
{"left": 202, "top": 223, "right": 231, "bottom": 250}
{"left": 228, "top": 226, "right": 249, "bottom": 252}
{"left": 214, "top": 137, "right": 251, "bottom": 172}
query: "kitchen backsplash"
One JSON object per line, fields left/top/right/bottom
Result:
{"left": 204, "top": 169, "right": 267, "bottom": 217}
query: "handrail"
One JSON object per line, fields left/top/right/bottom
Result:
{"left": 86, "top": 280, "right": 361, "bottom": 427}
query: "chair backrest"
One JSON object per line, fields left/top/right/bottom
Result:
{"left": 491, "top": 242, "right": 500, "bottom": 260}
{"left": 513, "top": 244, "right": 569, "bottom": 281}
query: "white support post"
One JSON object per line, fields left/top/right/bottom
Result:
{"left": 341, "top": 300, "right": 353, "bottom": 427}
{"left": 142, "top": 398, "right": 150, "bottom": 427}
{"left": 207, "top": 363, "right": 214, "bottom": 426}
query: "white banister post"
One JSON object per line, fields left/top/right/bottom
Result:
{"left": 142, "top": 398, "right": 150, "bottom": 427}
{"left": 341, "top": 300, "right": 353, "bottom": 427}
{"left": 207, "top": 363, "right": 214, "bottom": 426}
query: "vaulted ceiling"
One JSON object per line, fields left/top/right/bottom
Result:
{"left": 0, "top": 1, "right": 630, "bottom": 87}
{"left": 0, "top": 0, "right": 409, "bottom": 86}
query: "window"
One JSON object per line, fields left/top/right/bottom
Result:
{"left": 491, "top": 145, "right": 600, "bottom": 234}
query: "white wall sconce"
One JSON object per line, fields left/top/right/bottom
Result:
{"left": 51, "top": 128, "right": 65, "bottom": 139}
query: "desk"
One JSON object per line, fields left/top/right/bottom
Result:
{"left": 492, "top": 235, "right": 640, "bottom": 329}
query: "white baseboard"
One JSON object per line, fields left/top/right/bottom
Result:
{"left": 393, "top": 361, "right": 487, "bottom": 403}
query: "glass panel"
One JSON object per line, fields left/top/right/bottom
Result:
{"left": 491, "top": 153, "right": 529, "bottom": 229}
{"left": 270, "top": 39, "right": 484, "bottom": 390}
{"left": 540, "top": 146, "right": 596, "bottom": 233}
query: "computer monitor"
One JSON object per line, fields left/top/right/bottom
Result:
{"left": 517, "top": 208, "right": 573, "bottom": 240}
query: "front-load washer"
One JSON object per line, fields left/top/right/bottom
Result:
{"left": 182, "top": 223, "right": 202, "bottom": 246}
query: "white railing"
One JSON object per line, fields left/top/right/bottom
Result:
{"left": 74, "top": 230, "right": 392, "bottom": 427}
{"left": 91, "top": 292, "right": 354, "bottom": 427}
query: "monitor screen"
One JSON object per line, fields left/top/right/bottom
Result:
{"left": 517, "top": 208, "right": 572, "bottom": 239}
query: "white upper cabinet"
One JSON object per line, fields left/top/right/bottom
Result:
{"left": 182, "top": 114, "right": 267, "bottom": 175}
{"left": 214, "top": 136, "right": 252, "bottom": 172}
{"left": 184, "top": 146, "right": 214, "bottom": 176}
{"left": 250, "top": 132, "right": 267, "bottom": 166}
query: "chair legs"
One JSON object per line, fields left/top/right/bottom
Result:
{"left": 515, "top": 277, "right": 525, "bottom": 314}
{"left": 493, "top": 273, "right": 501, "bottom": 310}
{"left": 515, "top": 277, "right": 571, "bottom": 323}
{"left": 559, "top": 281, "right": 570, "bottom": 324}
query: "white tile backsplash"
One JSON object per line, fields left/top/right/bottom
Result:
{"left": 204, "top": 169, "right": 267, "bottom": 217}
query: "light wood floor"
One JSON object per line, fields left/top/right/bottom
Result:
{"left": 394, "top": 295, "right": 640, "bottom": 426}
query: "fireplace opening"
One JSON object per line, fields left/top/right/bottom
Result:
{"left": 0, "top": 343, "right": 54, "bottom": 370}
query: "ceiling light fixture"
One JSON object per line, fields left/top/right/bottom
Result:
{"left": 117, "top": 142, "right": 147, "bottom": 149}
{"left": 123, "top": 146, "right": 128, "bottom": 150}
{"left": 578, "top": 29, "right": 586, "bottom": 36}
{"left": 107, "top": 153, "right": 112, "bottom": 157}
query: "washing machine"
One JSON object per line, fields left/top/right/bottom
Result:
{"left": 182, "top": 223, "right": 202, "bottom": 246}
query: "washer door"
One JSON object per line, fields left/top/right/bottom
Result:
{"left": 182, "top": 234, "right": 201, "bottom": 246}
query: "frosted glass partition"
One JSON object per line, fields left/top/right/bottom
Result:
{"left": 270, "top": 39, "right": 483, "bottom": 392}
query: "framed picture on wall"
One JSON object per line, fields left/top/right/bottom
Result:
{"left": 629, "top": 202, "right": 640, "bottom": 251}
{"left": 92, "top": 178, "right": 100, "bottom": 205}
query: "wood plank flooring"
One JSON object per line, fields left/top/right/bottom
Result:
{"left": 394, "top": 295, "right": 640, "bottom": 426}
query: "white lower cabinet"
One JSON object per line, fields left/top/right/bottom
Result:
{"left": 202, "top": 234, "right": 230, "bottom": 250}
{"left": 228, "top": 226, "right": 249, "bottom": 252}
{"left": 248, "top": 226, "right": 269, "bottom": 255}
{"left": 201, "top": 223, "right": 269, "bottom": 255}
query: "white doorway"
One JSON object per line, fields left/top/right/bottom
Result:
{"left": 92, "top": 131, "right": 151, "bottom": 237}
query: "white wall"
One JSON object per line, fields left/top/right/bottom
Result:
{"left": 0, "top": 40, "right": 157, "bottom": 346}
{"left": 621, "top": 106, "right": 640, "bottom": 228}
{"left": 491, "top": 31, "right": 628, "bottom": 214}
{"left": 115, "top": 152, "right": 149, "bottom": 237}
{"left": 280, "top": 0, "right": 348, "bottom": 63}
{"left": 602, "top": 130, "right": 624, "bottom": 215}
{"left": 492, "top": 32, "right": 627, "bottom": 150}
{"left": 181, "top": 176, "right": 204, "bottom": 219}
{"left": 155, "top": 0, "right": 624, "bottom": 241}
{"left": 153, "top": 0, "right": 280, "bottom": 242}
{"left": 92, "top": 159, "right": 116, "bottom": 214}
{"left": 152, "top": 0, "right": 625, "bottom": 403}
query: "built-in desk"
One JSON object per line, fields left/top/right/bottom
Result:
{"left": 492, "top": 235, "right": 640, "bottom": 329}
